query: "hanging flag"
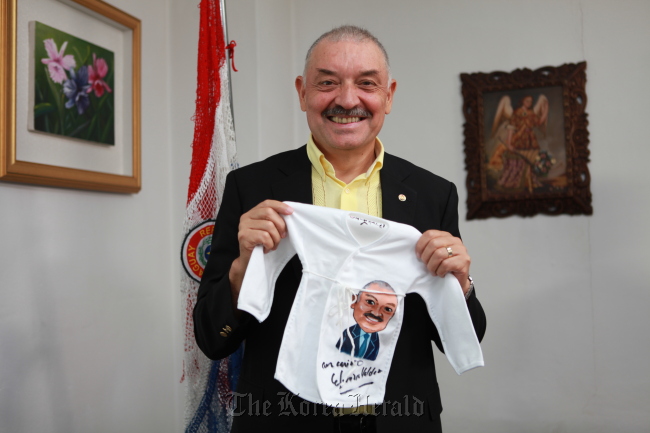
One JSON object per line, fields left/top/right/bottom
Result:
{"left": 180, "top": 1, "right": 241, "bottom": 432}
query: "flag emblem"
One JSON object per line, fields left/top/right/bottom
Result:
{"left": 181, "top": 220, "right": 215, "bottom": 282}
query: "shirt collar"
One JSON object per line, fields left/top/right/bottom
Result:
{"left": 306, "top": 135, "right": 385, "bottom": 183}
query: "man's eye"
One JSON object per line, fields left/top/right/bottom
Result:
{"left": 359, "top": 80, "right": 375, "bottom": 87}
{"left": 384, "top": 307, "right": 393, "bottom": 313}
{"left": 366, "top": 299, "right": 375, "bottom": 305}
{"left": 320, "top": 80, "right": 335, "bottom": 86}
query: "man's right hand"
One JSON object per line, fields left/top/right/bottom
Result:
{"left": 228, "top": 200, "right": 294, "bottom": 303}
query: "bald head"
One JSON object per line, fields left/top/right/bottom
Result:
{"left": 304, "top": 25, "right": 391, "bottom": 79}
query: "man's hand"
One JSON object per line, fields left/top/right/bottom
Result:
{"left": 229, "top": 200, "right": 294, "bottom": 304}
{"left": 415, "top": 230, "right": 472, "bottom": 295}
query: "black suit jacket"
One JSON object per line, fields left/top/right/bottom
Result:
{"left": 193, "top": 146, "right": 486, "bottom": 433}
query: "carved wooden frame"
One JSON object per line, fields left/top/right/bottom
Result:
{"left": 461, "top": 62, "right": 591, "bottom": 219}
{"left": 0, "top": 0, "right": 141, "bottom": 193}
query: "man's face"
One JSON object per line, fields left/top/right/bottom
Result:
{"left": 295, "top": 39, "right": 397, "bottom": 155}
{"left": 351, "top": 284, "right": 398, "bottom": 334}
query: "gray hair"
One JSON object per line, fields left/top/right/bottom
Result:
{"left": 303, "top": 25, "right": 391, "bottom": 81}
{"left": 356, "top": 280, "right": 395, "bottom": 299}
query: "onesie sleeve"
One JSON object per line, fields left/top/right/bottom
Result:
{"left": 409, "top": 273, "right": 484, "bottom": 374}
{"left": 438, "top": 181, "right": 487, "bottom": 343}
{"left": 237, "top": 232, "right": 297, "bottom": 322}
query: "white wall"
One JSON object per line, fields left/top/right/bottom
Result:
{"left": 3, "top": 0, "right": 649, "bottom": 432}
{"left": 0, "top": 0, "right": 184, "bottom": 432}
{"left": 224, "top": 0, "right": 650, "bottom": 432}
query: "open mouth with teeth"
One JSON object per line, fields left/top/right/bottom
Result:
{"left": 329, "top": 116, "right": 364, "bottom": 124}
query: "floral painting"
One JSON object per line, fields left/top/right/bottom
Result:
{"left": 32, "top": 21, "right": 115, "bottom": 145}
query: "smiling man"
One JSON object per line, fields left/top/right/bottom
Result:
{"left": 194, "top": 25, "right": 486, "bottom": 433}
{"left": 337, "top": 281, "right": 398, "bottom": 361}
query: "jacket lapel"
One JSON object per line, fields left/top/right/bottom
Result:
{"left": 270, "top": 146, "right": 312, "bottom": 280}
{"left": 380, "top": 153, "right": 418, "bottom": 227}
{"left": 271, "top": 146, "right": 313, "bottom": 205}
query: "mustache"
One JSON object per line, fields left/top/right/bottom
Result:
{"left": 364, "top": 312, "right": 383, "bottom": 322}
{"left": 322, "top": 106, "right": 372, "bottom": 118}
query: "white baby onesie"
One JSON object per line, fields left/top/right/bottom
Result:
{"left": 238, "top": 202, "right": 483, "bottom": 407}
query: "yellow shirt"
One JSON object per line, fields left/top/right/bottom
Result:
{"left": 307, "top": 135, "right": 383, "bottom": 218}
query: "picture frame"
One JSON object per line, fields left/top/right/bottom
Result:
{"left": 460, "top": 62, "right": 591, "bottom": 219}
{"left": 1, "top": 0, "right": 141, "bottom": 193}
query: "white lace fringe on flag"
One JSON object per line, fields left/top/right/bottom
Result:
{"left": 181, "top": 57, "right": 237, "bottom": 430}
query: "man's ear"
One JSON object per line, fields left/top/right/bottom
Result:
{"left": 295, "top": 76, "right": 307, "bottom": 112}
{"left": 384, "top": 79, "right": 397, "bottom": 115}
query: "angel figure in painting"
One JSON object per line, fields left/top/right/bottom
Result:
{"left": 488, "top": 94, "right": 553, "bottom": 192}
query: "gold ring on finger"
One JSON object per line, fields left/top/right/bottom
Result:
{"left": 446, "top": 246, "right": 453, "bottom": 258}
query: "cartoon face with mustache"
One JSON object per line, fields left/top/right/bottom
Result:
{"left": 351, "top": 281, "right": 397, "bottom": 333}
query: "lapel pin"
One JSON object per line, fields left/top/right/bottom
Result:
{"left": 398, "top": 194, "right": 406, "bottom": 201}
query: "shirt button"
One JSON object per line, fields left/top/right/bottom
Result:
{"left": 345, "top": 188, "right": 351, "bottom": 194}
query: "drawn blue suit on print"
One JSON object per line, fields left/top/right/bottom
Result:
{"left": 336, "top": 324, "right": 380, "bottom": 361}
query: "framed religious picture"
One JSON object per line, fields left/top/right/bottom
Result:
{"left": 1, "top": 0, "right": 141, "bottom": 193}
{"left": 460, "top": 62, "right": 591, "bottom": 219}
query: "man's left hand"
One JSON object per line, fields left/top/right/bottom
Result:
{"left": 415, "top": 230, "right": 471, "bottom": 295}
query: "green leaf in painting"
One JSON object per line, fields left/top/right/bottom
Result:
{"left": 69, "top": 120, "right": 90, "bottom": 138}
{"left": 43, "top": 66, "right": 65, "bottom": 134}
{"left": 34, "top": 103, "right": 56, "bottom": 118}
{"left": 35, "top": 81, "right": 44, "bottom": 101}
{"left": 96, "top": 93, "right": 108, "bottom": 111}
{"left": 100, "top": 112, "right": 114, "bottom": 144}
{"left": 86, "top": 115, "right": 97, "bottom": 140}
{"left": 73, "top": 45, "right": 90, "bottom": 66}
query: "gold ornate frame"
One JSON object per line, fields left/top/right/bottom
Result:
{"left": 461, "top": 62, "right": 591, "bottom": 219}
{"left": 0, "top": 0, "right": 141, "bottom": 193}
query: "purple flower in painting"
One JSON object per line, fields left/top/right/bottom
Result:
{"left": 41, "top": 39, "right": 76, "bottom": 84}
{"left": 63, "top": 66, "right": 91, "bottom": 114}
{"left": 87, "top": 54, "right": 112, "bottom": 97}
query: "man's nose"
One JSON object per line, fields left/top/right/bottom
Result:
{"left": 335, "top": 82, "right": 360, "bottom": 109}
